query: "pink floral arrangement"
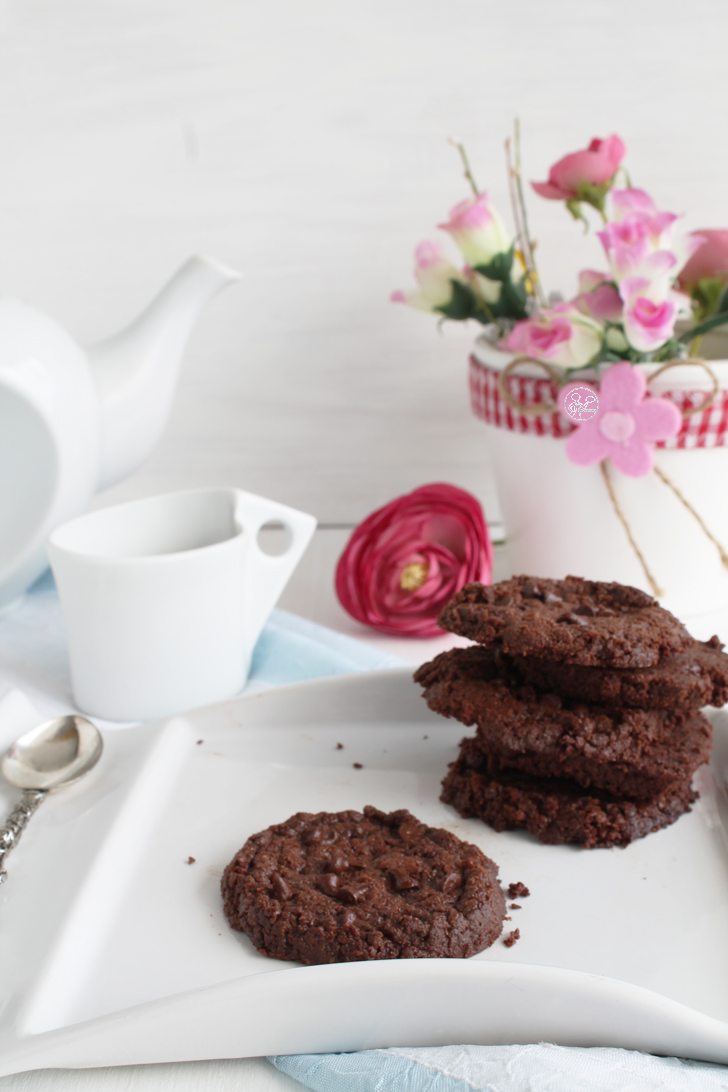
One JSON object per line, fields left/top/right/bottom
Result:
{"left": 335, "top": 483, "right": 492, "bottom": 637}
{"left": 393, "top": 132, "right": 728, "bottom": 371}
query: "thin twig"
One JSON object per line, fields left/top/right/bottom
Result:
{"left": 504, "top": 138, "right": 530, "bottom": 289}
{"left": 513, "top": 120, "right": 547, "bottom": 307}
{"left": 600, "top": 461, "right": 664, "bottom": 597}
{"left": 448, "top": 137, "right": 479, "bottom": 197}
{"left": 653, "top": 464, "right": 728, "bottom": 571}
{"left": 505, "top": 127, "right": 546, "bottom": 309}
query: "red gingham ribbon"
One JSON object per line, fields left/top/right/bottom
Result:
{"left": 468, "top": 355, "right": 728, "bottom": 450}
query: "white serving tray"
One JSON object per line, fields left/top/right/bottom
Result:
{"left": 2, "top": 669, "right": 728, "bottom": 1076}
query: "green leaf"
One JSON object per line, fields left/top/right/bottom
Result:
{"left": 565, "top": 199, "right": 588, "bottom": 230}
{"left": 719, "top": 282, "right": 728, "bottom": 313}
{"left": 435, "top": 280, "right": 481, "bottom": 322}
{"left": 576, "top": 179, "right": 610, "bottom": 216}
{"left": 497, "top": 277, "right": 529, "bottom": 321}
{"left": 652, "top": 337, "right": 684, "bottom": 362}
{"left": 678, "top": 311, "right": 728, "bottom": 342}
{"left": 691, "top": 276, "right": 726, "bottom": 322}
{"left": 473, "top": 247, "right": 514, "bottom": 283}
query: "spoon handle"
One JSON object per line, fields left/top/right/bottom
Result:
{"left": 0, "top": 789, "right": 46, "bottom": 884}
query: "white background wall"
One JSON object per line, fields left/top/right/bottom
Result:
{"left": 1, "top": 0, "right": 727, "bottom": 527}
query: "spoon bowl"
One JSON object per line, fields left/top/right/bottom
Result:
{"left": 2, "top": 715, "right": 103, "bottom": 791}
{"left": 0, "top": 715, "right": 103, "bottom": 883}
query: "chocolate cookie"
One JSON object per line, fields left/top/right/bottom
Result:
{"left": 416, "top": 647, "right": 713, "bottom": 800}
{"left": 437, "top": 576, "right": 692, "bottom": 668}
{"left": 442, "top": 737, "right": 697, "bottom": 849}
{"left": 511, "top": 636, "right": 728, "bottom": 710}
{"left": 221, "top": 806, "right": 506, "bottom": 965}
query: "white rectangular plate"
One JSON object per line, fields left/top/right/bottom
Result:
{"left": 2, "top": 669, "right": 728, "bottom": 1075}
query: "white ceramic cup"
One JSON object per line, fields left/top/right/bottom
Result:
{"left": 47, "top": 488, "right": 316, "bottom": 721}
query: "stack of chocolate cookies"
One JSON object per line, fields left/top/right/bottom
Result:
{"left": 415, "top": 576, "right": 728, "bottom": 849}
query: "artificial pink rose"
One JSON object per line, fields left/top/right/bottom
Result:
{"left": 391, "top": 240, "right": 465, "bottom": 312}
{"left": 619, "top": 275, "right": 687, "bottom": 352}
{"left": 600, "top": 192, "right": 705, "bottom": 287}
{"left": 572, "top": 270, "right": 623, "bottom": 322}
{"left": 562, "top": 363, "right": 681, "bottom": 478}
{"left": 610, "top": 188, "right": 657, "bottom": 219}
{"left": 438, "top": 192, "right": 511, "bottom": 267}
{"left": 505, "top": 306, "right": 602, "bottom": 368}
{"left": 677, "top": 230, "right": 728, "bottom": 289}
{"left": 531, "top": 135, "right": 625, "bottom": 201}
{"left": 609, "top": 189, "right": 677, "bottom": 240}
{"left": 335, "top": 483, "right": 492, "bottom": 637}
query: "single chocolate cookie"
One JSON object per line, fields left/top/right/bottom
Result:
{"left": 437, "top": 576, "right": 692, "bottom": 668}
{"left": 221, "top": 806, "right": 506, "bottom": 965}
{"left": 511, "top": 636, "right": 728, "bottom": 710}
{"left": 416, "top": 647, "right": 713, "bottom": 800}
{"left": 442, "top": 737, "right": 697, "bottom": 849}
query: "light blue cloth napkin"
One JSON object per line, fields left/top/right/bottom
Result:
{"left": 3, "top": 573, "right": 728, "bottom": 1090}
{"left": 270, "top": 1045, "right": 728, "bottom": 1091}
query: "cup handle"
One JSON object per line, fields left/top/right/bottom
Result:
{"left": 233, "top": 491, "right": 317, "bottom": 654}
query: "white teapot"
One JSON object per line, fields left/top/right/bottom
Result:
{"left": 0, "top": 255, "right": 239, "bottom": 612}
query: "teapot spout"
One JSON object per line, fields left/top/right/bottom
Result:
{"left": 89, "top": 255, "right": 240, "bottom": 492}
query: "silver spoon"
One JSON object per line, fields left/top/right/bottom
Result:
{"left": 0, "top": 715, "right": 103, "bottom": 883}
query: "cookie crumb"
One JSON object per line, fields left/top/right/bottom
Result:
{"left": 510, "top": 902, "right": 521, "bottom": 910}
{"left": 336, "top": 742, "right": 344, "bottom": 750}
{"left": 503, "top": 928, "right": 520, "bottom": 948}
{"left": 196, "top": 740, "right": 204, "bottom": 745}
{"left": 504, "top": 916, "right": 511, "bottom": 921}
{"left": 353, "top": 762, "right": 363, "bottom": 769}
{"left": 507, "top": 882, "right": 530, "bottom": 899}
{"left": 186, "top": 856, "right": 196, "bottom": 864}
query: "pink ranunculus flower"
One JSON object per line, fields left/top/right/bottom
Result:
{"left": 562, "top": 362, "right": 681, "bottom": 477}
{"left": 390, "top": 241, "right": 464, "bottom": 312}
{"left": 677, "top": 230, "right": 728, "bottom": 289}
{"left": 619, "top": 275, "right": 690, "bottom": 352}
{"left": 531, "top": 135, "right": 625, "bottom": 201}
{"left": 335, "top": 483, "right": 492, "bottom": 637}
{"left": 438, "top": 192, "right": 511, "bottom": 267}
{"left": 505, "top": 305, "right": 603, "bottom": 368}
{"left": 572, "top": 269, "right": 623, "bottom": 323}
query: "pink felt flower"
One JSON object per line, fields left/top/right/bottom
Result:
{"left": 562, "top": 362, "right": 681, "bottom": 477}
{"left": 335, "top": 483, "right": 492, "bottom": 637}
{"left": 531, "top": 135, "right": 625, "bottom": 201}
{"left": 438, "top": 193, "right": 511, "bottom": 267}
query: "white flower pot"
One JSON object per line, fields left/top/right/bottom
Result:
{"left": 472, "top": 334, "right": 728, "bottom": 630}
